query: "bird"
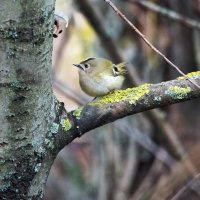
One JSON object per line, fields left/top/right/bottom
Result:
{"left": 73, "top": 58, "right": 127, "bottom": 97}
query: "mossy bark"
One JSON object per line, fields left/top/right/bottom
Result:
{"left": 0, "top": 0, "right": 55, "bottom": 199}
{"left": 56, "top": 73, "right": 200, "bottom": 152}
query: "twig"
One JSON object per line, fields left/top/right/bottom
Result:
{"left": 104, "top": 0, "right": 200, "bottom": 89}
{"left": 129, "top": 0, "right": 200, "bottom": 31}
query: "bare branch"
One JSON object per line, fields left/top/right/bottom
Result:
{"left": 103, "top": 0, "right": 200, "bottom": 89}
{"left": 131, "top": 0, "right": 200, "bottom": 31}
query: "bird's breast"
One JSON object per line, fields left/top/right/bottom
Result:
{"left": 79, "top": 71, "right": 124, "bottom": 97}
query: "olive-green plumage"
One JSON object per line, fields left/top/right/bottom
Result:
{"left": 73, "top": 58, "right": 127, "bottom": 97}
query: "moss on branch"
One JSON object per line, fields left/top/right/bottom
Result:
{"left": 178, "top": 71, "right": 200, "bottom": 80}
{"left": 165, "top": 86, "right": 191, "bottom": 100}
{"left": 90, "top": 83, "right": 151, "bottom": 106}
{"left": 61, "top": 119, "right": 72, "bottom": 131}
{"left": 55, "top": 71, "right": 200, "bottom": 151}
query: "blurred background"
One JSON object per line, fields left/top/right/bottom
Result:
{"left": 45, "top": 0, "right": 200, "bottom": 199}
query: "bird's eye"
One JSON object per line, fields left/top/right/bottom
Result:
{"left": 84, "top": 64, "right": 90, "bottom": 69}
{"left": 113, "top": 65, "right": 119, "bottom": 72}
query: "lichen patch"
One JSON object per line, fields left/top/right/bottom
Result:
{"left": 73, "top": 107, "right": 83, "bottom": 119}
{"left": 90, "top": 83, "right": 150, "bottom": 106}
{"left": 165, "top": 86, "right": 191, "bottom": 100}
{"left": 177, "top": 71, "right": 200, "bottom": 80}
{"left": 61, "top": 118, "right": 72, "bottom": 131}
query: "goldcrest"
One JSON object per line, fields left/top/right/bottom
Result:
{"left": 73, "top": 58, "right": 127, "bottom": 97}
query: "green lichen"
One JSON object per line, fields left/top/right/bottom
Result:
{"left": 61, "top": 118, "right": 72, "bottom": 131}
{"left": 73, "top": 107, "right": 83, "bottom": 119}
{"left": 177, "top": 71, "right": 200, "bottom": 80}
{"left": 165, "top": 86, "right": 191, "bottom": 100}
{"left": 90, "top": 83, "right": 151, "bottom": 106}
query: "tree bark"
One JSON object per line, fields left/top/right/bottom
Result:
{"left": 0, "top": 0, "right": 55, "bottom": 199}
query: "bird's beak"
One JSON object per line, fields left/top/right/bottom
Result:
{"left": 73, "top": 64, "right": 83, "bottom": 70}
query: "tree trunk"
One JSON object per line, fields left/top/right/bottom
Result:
{"left": 0, "top": 0, "right": 55, "bottom": 199}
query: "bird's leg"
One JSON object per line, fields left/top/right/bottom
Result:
{"left": 92, "top": 97, "right": 97, "bottom": 101}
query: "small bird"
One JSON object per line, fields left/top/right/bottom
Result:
{"left": 73, "top": 58, "right": 127, "bottom": 97}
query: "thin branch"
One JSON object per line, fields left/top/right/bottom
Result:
{"left": 55, "top": 72, "right": 200, "bottom": 152}
{"left": 104, "top": 0, "right": 200, "bottom": 89}
{"left": 130, "top": 0, "right": 200, "bottom": 31}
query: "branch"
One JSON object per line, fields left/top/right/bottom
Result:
{"left": 54, "top": 80, "right": 176, "bottom": 167}
{"left": 103, "top": 0, "right": 200, "bottom": 89}
{"left": 131, "top": 0, "right": 200, "bottom": 31}
{"left": 53, "top": 72, "right": 200, "bottom": 151}
{"left": 74, "top": 0, "right": 195, "bottom": 162}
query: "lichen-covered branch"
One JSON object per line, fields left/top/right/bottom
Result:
{"left": 53, "top": 72, "right": 200, "bottom": 151}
